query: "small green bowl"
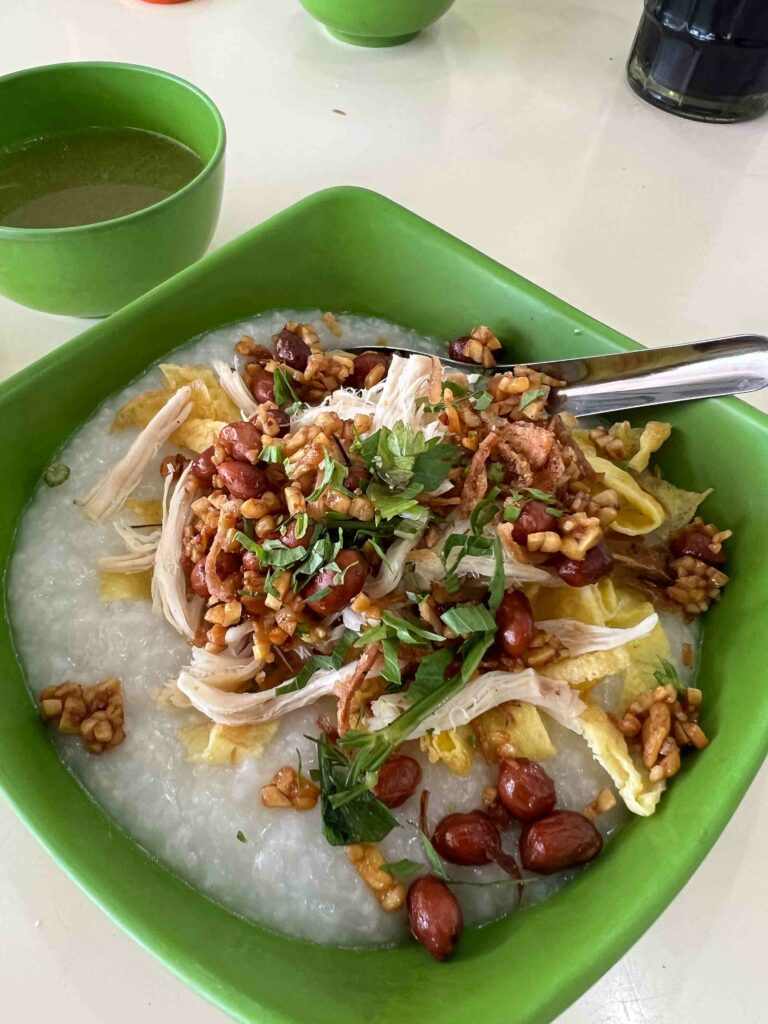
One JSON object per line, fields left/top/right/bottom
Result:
{"left": 0, "top": 62, "right": 225, "bottom": 317}
{"left": 297, "top": 0, "right": 457, "bottom": 46}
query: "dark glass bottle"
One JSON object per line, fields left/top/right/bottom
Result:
{"left": 627, "top": 0, "right": 768, "bottom": 122}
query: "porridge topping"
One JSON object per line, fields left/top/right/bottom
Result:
{"left": 615, "top": 677, "right": 708, "bottom": 784}
{"left": 347, "top": 844, "right": 406, "bottom": 912}
{"left": 260, "top": 765, "right": 320, "bottom": 810}
{"left": 582, "top": 787, "right": 618, "bottom": 823}
{"left": 39, "top": 678, "right": 125, "bottom": 755}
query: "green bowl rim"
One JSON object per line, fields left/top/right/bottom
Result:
{"left": 2, "top": 186, "right": 767, "bottom": 1024}
{"left": 0, "top": 60, "right": 226, "bottom": 239}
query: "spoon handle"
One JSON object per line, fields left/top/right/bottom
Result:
{"left": 542, "top": 335, "right": 768, "bottom": 417}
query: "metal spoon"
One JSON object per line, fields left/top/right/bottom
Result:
{"left": 341, "top": 334, "right": 768, "bottom": 416}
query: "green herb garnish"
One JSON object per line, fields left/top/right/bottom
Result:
{"left": 518, "top": 387, "right": 547, "bottom": 411}
{"left": 341, "top": 632, "right": 492, "bottom": 769}
{"left": 259, "top": 445, "right": 286, "bottom": 464}
{"left": 486, "top": 462, "right": 505, "bottom": 484}
{"left": 404, "top": 648, "right": 454, "bottom": 705}
{"left": 488, "top": 537, "right": 505, "bottom": 613}
{"left": 353, "top": 421, "right": 460, "bottom": 493}
{"left": 356, "top": 610, "right": 444, "bottom": 648}
{"left": 366, "top": 480, "right": 427, "bottom": 523}
{"left": 469, "top": 486, "right": 501, "bottom": 534}
{"left": 293, "top": 512, "right": 310, "bottom": 539}
{"left": 503, "top": 504, "right": 522, "bottom": 522}
{"left": 380, "top": 635, "right": 402, "bottom": 687}
{"left": 236, "top": 830, "right": 247, "bottom": 843}
{"left": 381, "top": 859, "right": 421, "bottom": 880}
{"left": 415, "top": 380, "right": 468, "bottom": 413}
{"left": 290, "top": 531, "right": 344, "bottom": 590}
{"left": 419, "top": 830, "right": 450, "bottom": 881}
{"left": 472, "top": 389, "right": 493, "bottom": 410}
{"left": 273, "top": 367, "right": 303, "bottom": 412}
{"left": 276, "top": 628, "right": 358, "bottom": 695}
{"left": 307, "top": 449, "right": 350, "bottom": 502}
{"left": 311, "top": 734, "right": 398, "bottom": 847}
{"left": 441, "top": 532, "right": 493, "bottom": 592}
{"left": 522, "top": 487, "right": 557, "bottom": 504}
{"left": 440, "top": 603, "right": 496, "bottom": 635}
{"left": 653, "top": 658, "right": 684, "bottom": 692}
{"left": 234, "top": 532, "right": 308, "bottom": 569}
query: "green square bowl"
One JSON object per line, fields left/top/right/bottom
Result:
{"left": 1, "top": 187, "right": 765, "bottom": 1024}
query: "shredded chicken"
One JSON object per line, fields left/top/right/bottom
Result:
{"left": 535, "top": 612, "right": 659, "bottom": 657}
{"left": 212, "top": 359, "right": 258, "bottom": 419}
{"left": 152, "top": 464, "right": 203, "bottom": 639}
{"left": 77, "top": 386, "right": 192, "bottom": 522}
{"left": 368, "top": 353, "right": 436, "bottom": 433}
{"left": 96, "top": 521, "right": 161, "bottom": 574}
{"left": 186, "top": 642, "right": 263, "bottom": 691}
{"left": 367, "top": 533, "right": 424, "bottom": 599}
{"left": 290, "top": 353, "right": 445, "bottom": 441}
{"left": 177, "top": 659, "right": 363, "bottom": 726}
{"left": 407, "top": 528, "right": 556, "bottom": 587}
{"left": 368, "top": 668, "right": 585, "bottom": 735}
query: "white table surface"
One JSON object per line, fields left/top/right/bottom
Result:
{"left": 2, "top": 1, "right": 767, "bottom": 1022}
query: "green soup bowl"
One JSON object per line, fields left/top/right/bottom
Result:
{"left": 297, "top": 0, "right": 458, "bottom": 46}
{"left": 0, "top": 62, "right": 225, "bottom": 318}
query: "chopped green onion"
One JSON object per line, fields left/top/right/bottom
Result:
{"left": 43, "top": 462, "right": 70, "bottom": 487}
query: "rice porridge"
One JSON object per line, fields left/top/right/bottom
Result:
{"left": 9, "top": 311, "right": 719, "bottom": 955}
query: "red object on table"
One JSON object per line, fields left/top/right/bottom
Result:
{"left": 139, "top": 0, "right": 194, "bottom": 5}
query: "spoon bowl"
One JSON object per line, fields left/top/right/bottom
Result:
{"left": 340, "top": 334, "right": 768, "bottom": 416}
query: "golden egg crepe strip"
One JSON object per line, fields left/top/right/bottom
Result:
{"left": 574, "top": 419, "right": 671, "bottom": 473}
{"left": 627, "top": 421, "right": 672, "bottom": 472}
{"left": 98, "top": 568, "right": 153, "bottom": 601}
{"left": 545, "top": 647, "right": 631, "bottom": 687}
{"left": 529, "top": 578, "right": 619, "bottom": 626}
{"left": 471, "top": 701, "right": 556, "bottom": 762}
{"left": 112, "top": 364, "right": 240, "bottom": 436}
{"left": 159, "top": 364, "right": 241, "bottom": 422}
{"left": 124, "top": 498, "right": 164, "bottom": 524}
{"left": 636, "top": 473, "right": 713, "bottom": 540}
{"left": 172, "top": 418, "right": 228, "bottom": 454}
{"left": 180, "top": 720, "right": 279, "bottom": 766}
{"left": 586, "top": 454, "right": 666, "bottom": 535}
{"left": 576, "top": 704, "right": 665, "bottom": 816}
{"left": 420, "top": 727, "right": 474, "bottom": 775}
{"left": 110, "top": 388, "right": 169, "bottom": 432}
{"left": 608, "top": 590, "right": 658, "bottom": 628}
{"left": 621, "top": 622, "right": 672, "bottom": 704}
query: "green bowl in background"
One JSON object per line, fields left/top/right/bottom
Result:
{"left": 0, "top": 62, "right": 225, "bottom": 317}
{"left": 297, "top": 0, "right": 457, "bottom": 46}
{"left": 1, "top": 187, "right": 766, "bottom": 1024}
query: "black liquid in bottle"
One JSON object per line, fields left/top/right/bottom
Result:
{"left": 627, "top": 0, "right": 768, "bottom": 122}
